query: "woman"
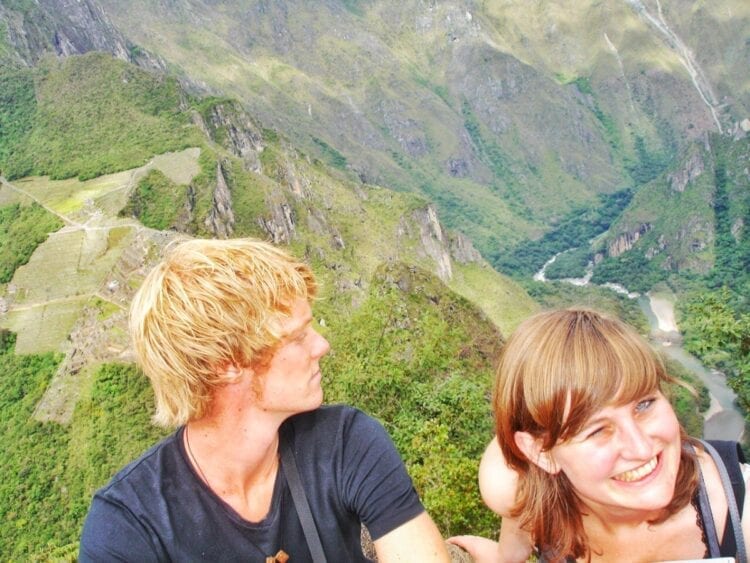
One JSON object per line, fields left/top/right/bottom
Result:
{"left": 450, "top": 308, "right": 749, "bottom": 562}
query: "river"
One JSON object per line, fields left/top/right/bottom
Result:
{"left": 535, "top": 254, "right": 744, "bottom": 441}
{"left": 639, "top": 295, "right": 744, "bottom": 441}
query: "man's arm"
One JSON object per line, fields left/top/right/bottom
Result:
{"left": 374, "top": 511, "right": 450, "bottom": 562}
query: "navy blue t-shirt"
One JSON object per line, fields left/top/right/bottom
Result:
{"left": 79, "top": 405, "right": 424, "bottom": 561}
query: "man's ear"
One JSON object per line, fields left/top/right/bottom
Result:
{"left": 514, "top": 431, "right": 560, "bottom": 475}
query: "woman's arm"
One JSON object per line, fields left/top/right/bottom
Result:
{"left": 478, "top": 437, "right": 519, "bottom": 516}
{"left": 448, "top": 438, "right": 533, "bottom": 563}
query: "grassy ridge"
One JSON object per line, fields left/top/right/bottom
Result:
{"left": 0, "top": 202, "right": 63, "bottom": 282}
{"left": 120, "top": 169, "right": 185, "bottom": 230}
{"left": 0, "top": 53, "right": 203, "bottom": 181}
{"left": 0, "top": 345, "right": 168, "bottom": 558}
{"left": 0, "top": 67, "right": 36, "bottom": 172}
{"left": 320, "top": 262, "right": 502, "bottom": 536}
{"left": 0, "top": 333, "right": 68, "bottom": 557}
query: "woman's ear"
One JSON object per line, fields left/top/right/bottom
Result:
{"left": 514, "top": 431, "right": 560, "bottom": 474}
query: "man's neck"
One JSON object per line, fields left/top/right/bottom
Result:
{"left": 184, "top": 411, "right": 284, "bottom": 522}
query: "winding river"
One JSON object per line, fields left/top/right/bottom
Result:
{"left": 535, "top": 253, "right": 744, "bottom": 441}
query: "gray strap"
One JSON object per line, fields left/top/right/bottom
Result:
{"left": 697, "top": 456, "right": 723, "bottom": 557}
{"left": 700, "top": 439, "right": 747, "bottom": 563}
{"left": 280, "top": 430, "right": 328, "bottom": 563}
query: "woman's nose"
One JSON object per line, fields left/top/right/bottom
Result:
{"left": 618, "top": 419, "right": 652, "bottom": 459}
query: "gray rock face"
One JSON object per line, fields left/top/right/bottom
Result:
{"left": 379, "top": 99, "right": 429, "bottom": 157}
{"left": 668, "top": 151, "right": 704, "bottom": 193}
{"left": 258, "top": 192, "right": 296, "bottom": 244}
{"left": 204, "top": 161, "right": 236, "bottom": 238}
{"left": 400, "top": 205, "right": 453, "bottom": 282}
{"left": 608, "top": 223, "right": 652, "bottom": 257}
{"left": 449, "top": 231, "right": 482, "bottom": 265}
{"left": 1, "top": 0, "right": 165, "bottom": 70}
{"left": 194, "top": 101, "right": 265, "bottom": 173}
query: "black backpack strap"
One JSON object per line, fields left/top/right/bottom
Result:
{"left": 707, "top": 440, "right": 746, "bottom": 516}
{"left": 702, "top": 440, "right": 747, "bottom": 562}
{"left": 280, "top": 428, "right": 328, "bottom": 563}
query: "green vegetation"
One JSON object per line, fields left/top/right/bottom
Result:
{"left": 544, "top": 246, "right": 591, "bottom": 280}
{"left": 681, "top": 289, "right": 749, "bottom": 415}
{"left": 0, "top": 53, "right": 203, "bottom": 181}
{"left": 522, "top": 280, "right": 648, "bottom": 334}
{"left": 312, "top": 137, "right": 348, "bottom": 170}
{"left": 0, "top": 334, "right": 67, "bottom": 557}
{"left": 573, "top": 77, "right": 622, "bottom": 154}
{"left": 120, "top": 169, "right": 185, "bottom": 230}
{"left": 340, "top": 0, "right": 367, "bottom": 17}
{"left": 0, "top": 202, "right": 63, "bottom": 282}
{"left": 496, "top": 188, "right": 632, "bottom": 277}
{"left": 669, "top": 138, "right": 750, "bottom": 435}
{"left": 664, "top": 357, "right": 710, "bottom": 437}
{"left": 591, "top": 250, "right": 668, "bottom": 293}
{"left": 0, "top": 67, "right": 36, "bottom": 174}
{"left": 0, "top": 342, "right": 168, "bottom": 558}
{"left": 627, "top": 135, "right": 670, "bottom": 186}
{"left": 461, "top": 101, "right": 528, "bottom": 217}
{"left": 321, "top": 263, "right": 501, "bottom": 536}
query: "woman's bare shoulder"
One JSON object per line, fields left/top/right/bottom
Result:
{"left": 478, "top": 436, "right": 519, "bottom": 517}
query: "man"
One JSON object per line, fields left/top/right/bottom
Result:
{"left": 79, "top": 238, "right": 449, "bottom": 562}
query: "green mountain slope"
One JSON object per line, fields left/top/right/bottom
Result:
{"left": 592, "top": 134, "right": 750, "bottom": 291}
{"left": 0, "top": 53, "right": 200, "bottom": 181}
{"left": 92, "top": 0, "right": 749, "bottom": 266}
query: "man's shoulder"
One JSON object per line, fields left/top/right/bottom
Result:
{"left": 287, "top": 404, "right": 379, "bottom": 434}
{"left": 95, "top": 430, "right": 182, "bottom": 500}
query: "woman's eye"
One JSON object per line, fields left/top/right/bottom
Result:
{"left": 586, "top": 427, "right": 604, "bottom": 439}
{"left": 635, "top": 398, "right": 655, "bottom": 413}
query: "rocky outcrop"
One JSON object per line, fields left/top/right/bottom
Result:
{"left": 644, "top": 235, "right": 668, "bottom": 259}
{"left": 399, "top": 205, "right": 453, "bottom": 282}
{"left": 258, "top": 193, "right": 296, "bottom": 244}
{"left": 379, "top": 100, "right": 429, "bottom": 158}
{"left": 446, "top": 158, "right": 469, "bottom": 178}
{"left": 204, "top": 160, "right": 235, "bottom": 238}
{"left": 192, "top": 101, "right": 265, "bottom": 173}
{"left": 0, "top": 0, "right": 165, "bottom": 71}
{"left": 667, "top": 151, "right": 704, "bottom": 193}
{"left": 279, "top": 159, "right": 311, "bottom": 199}
{"left": 449, "top": 231, "right": 482, "bottom": 264}
{"left": 607, "top": 224, "right": 652, "bottom": 257}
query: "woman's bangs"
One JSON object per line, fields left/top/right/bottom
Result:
{"left": 560, "top": 332, "right": 661, "bottom": 438}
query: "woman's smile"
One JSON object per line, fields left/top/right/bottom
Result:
{"left": 612, "top": 455, "right": 659, "bottom": 483}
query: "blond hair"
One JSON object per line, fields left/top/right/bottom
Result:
{"left": 493, "top": 308, "right": 698, "bottom": 560}
{"left": 130, "top": 238, "right": 317, "bottom": 427}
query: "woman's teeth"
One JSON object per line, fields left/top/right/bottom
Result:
{"left": 613, "top": 456, "right": 658, "bottom": 482}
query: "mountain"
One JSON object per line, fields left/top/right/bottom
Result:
{"left": 592, "top": 132, "right": 750, "bottom": 291}
{"left": 89, "top": 0, "right": 749, "bottom": 265}
{"left": 0, "top": 0, "right": 741, "bottom": 557}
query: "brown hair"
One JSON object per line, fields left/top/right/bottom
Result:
{"left": 493, "top": 308, "right": 698, "bottom": 560}
{"left": 129, "top": 238, "right": 317, "bottom": 427}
